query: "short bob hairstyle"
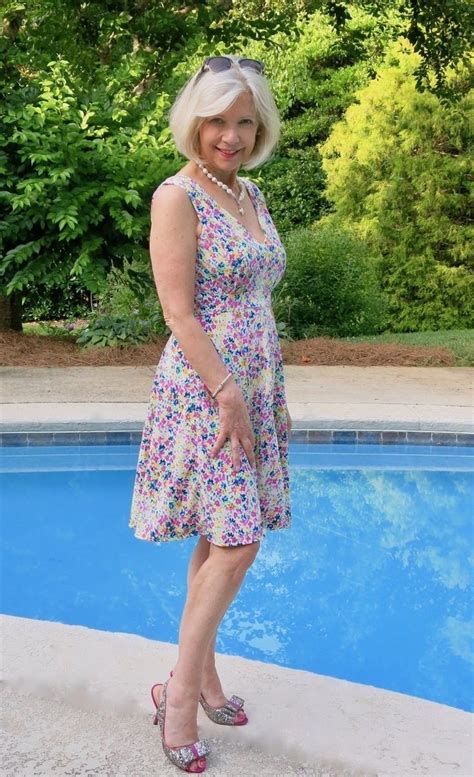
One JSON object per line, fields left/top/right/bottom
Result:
{"left": 168, "top": 54, "right": 281, "bottom": 170}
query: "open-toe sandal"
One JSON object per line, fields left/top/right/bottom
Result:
{"left": 151, "top": 679, "right": 211, "bottom": 773}
{"left": 199, "top": 692, "right": 248, "bottom": 726}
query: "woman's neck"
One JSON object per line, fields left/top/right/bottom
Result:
{"left": 191, "top": 161, "right": 239, "bottom": 190}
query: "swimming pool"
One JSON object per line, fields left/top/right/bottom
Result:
{"left": 1, "top": 442, "right": 472, "bottom": 712}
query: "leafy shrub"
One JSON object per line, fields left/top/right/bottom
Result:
{"left": 95, "top": 259, "right": 167, "bottom": 328}
{"left": 273, "top": 224, "right": 387, "bottom": 338}
{"left": 257, "top": 148, "right": 328, "bottom": 234}
{"left": 319, "top": 40, "right": 473, "bottom": 331}
{"left": 22, "top": 279, "right": 91, "bottom": 321}
{"left": 0, "top": 57, "right": 176, "bottom": 300}
{"left": 246, "top": 9, "right": 387, "bottom": 231}
{"left": 75, "top": 315, "right": 153, "bottom": 348}
{"left": 74, "top": 258, "right": 169, "bottom": 348}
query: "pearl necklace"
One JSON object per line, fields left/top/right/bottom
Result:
{"left": 197, "top": 161, "right": 245, "bottom": 216}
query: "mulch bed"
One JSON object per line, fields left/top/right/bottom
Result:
{"left": 0, "top": 330, "right": 455, "bottom": 367}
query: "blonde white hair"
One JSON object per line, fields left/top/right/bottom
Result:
{"left": 168, "top": 55, "right": 281, "bottom": 170}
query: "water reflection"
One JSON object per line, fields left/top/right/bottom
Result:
{"left": 225, "top": 467, "right": 473, "bottom": 711}
{"left": 1, "top": 447, "right": 472, "bottom": 711}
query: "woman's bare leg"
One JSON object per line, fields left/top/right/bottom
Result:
{"left": 156, "top": 538, "right": 259, "bottom": 759}
{"left": 172, "top": 536, "right": 244, "bottom": 710}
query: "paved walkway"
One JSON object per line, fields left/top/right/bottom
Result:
{"left": 1, "top": 365, "right": 473, "bottom": 432}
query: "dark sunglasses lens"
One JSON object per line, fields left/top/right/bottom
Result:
{"left": 239, "top": 58, "right": 264, "bottom": 73}
{"left": 206, "top": 56, "right": 232, "bottom": 72}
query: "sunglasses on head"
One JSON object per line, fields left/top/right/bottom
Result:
{"left": 195, "top": 56, "right": 265, "bottom": 84}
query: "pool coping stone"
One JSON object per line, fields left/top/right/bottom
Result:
{"left": 3, "top": 614, "right": 472, "bottom": 777}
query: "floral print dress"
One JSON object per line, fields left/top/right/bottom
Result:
{"left": 129, "top": 174, "right": 292, "bottom": 547}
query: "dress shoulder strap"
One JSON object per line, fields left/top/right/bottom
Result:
{"left": 240, "top": 177, "right": 268, "bottom": 209}
{"left": 152, "top": 175, "right": 196, "bottom": 200}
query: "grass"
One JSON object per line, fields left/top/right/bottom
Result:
{"left": 23, "top": 321, "right": 85, "bottom": 338}
{"left": 344, "top": 329, "right": 474, "bottom": 366}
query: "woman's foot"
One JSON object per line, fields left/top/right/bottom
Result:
{"left": 152, "top": 676, "right": 207, "bottom": 773}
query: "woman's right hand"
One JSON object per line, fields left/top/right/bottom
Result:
{"left": 210, "top": 380, "right": 256, "bottom": 473}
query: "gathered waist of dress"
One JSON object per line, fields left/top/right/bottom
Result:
{"left": 194, "top": 292, "right": 273, "bottom": 318}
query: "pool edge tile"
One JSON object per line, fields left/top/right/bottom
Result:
{"left": 1, "top": 428, "right": 473, "bottom": 448}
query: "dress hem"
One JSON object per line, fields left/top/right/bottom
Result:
{"left": 129, "top": 520, "right": 291, "bottom": 548}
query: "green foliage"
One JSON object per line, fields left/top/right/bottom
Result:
{"left": 257, "top": 149, "right": 327, "bottom": 233}
{"left": 73, "top": 258, "right": 168, "bottom": 348}
{"left": 2, "top": 1, "right": 472, "bottom": 331}
{"left": 319, "top": 0, "right": 474, "bottom": 98}
{"left": 273, "top": 223, "right": 387, "bottom": 338}
{"left": 0, "top": 0, "right": 306, "bottom": 325}
{"left": 319, "top": 41, "right": 474, "bottom": 331}
{"left": 233, "top": 1, "right": 474, "bottom": 98}
{"left": 22, "top": 279, "right": 90, "bottom": 321}
{"left": 94, "top": 259, "right": 167, "bottom": 332}
{"left": 1, "top": 1, "right": 301, "bottom": 89}
{"left": 22, "top": 320, "right": 81, "bottom": 338}
{"left": 381, "top": 251, "right": 474, "bottom": 333}
{"left": 247, "top": 8, "right": 393, "bottom": 231}
{"left": 0, "top": 56, "right": 176, "bottom": 297}
{"left": 75, "top": 315, "right": 153, "bottom": 348}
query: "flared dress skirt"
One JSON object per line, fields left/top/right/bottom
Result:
{"left": 129, "top": 174, "right": 292, "bottom": 547}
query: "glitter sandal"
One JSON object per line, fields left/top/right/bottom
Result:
{"left": 199, "top": 691, "right": 248, "bottom": 726}
{"left": 151, "top": 679, "right": 211, "bottom": 773}
{"left": 169, "top": 669, "right": 248, "bottom": 726}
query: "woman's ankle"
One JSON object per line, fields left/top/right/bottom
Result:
{"left": 169, "top": 666, "right": 202, "bottom": 700}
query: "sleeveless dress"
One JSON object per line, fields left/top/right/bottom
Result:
{"left": 129, "top": 174, "right": 292, "bottom": 547}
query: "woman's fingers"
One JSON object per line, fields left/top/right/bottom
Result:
{"left": 231, "top": 437, "right": 241, "bottom": 473}
{"left": 210, "top": 431, "right": 226, "bottom": 458}
{"left": 241, "top": 435, "right": 256, "bottom": 469}
{"left": 211, "top": 394, "right": 255, "bottom": 471}
{"left": 210, "top": 431, "right": 256, "bottom": 472}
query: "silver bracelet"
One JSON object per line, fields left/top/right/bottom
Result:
{"left": 210, "top": 372, "right": 233, "bottom": 399}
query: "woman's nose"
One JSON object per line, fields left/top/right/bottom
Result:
{"left": 221, "top": 125, "right": 240, "bottom": 143}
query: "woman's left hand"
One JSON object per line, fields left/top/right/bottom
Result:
{"left": 285, "top": 405, "right": 292, "bottom": 437}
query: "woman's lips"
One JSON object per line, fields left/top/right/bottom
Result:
{"left": 217, "top": 148, "right": 240, "bottom": 158}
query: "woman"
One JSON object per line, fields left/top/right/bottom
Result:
{"left": 129, "top": 54, "right": 292, "bottom": 773}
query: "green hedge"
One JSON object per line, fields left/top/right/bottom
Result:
{"left": 273, "top": 223, "right": 387, "bottom": 339}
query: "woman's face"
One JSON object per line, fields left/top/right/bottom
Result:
{"left": 197, "top": 91, "right": 259, "bottom": 174}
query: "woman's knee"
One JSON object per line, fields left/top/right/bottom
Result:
{"left": 210, "top": 540, "right": 260, "bottom": 575}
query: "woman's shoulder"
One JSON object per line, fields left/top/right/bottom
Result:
{"left": 152, "top": 174, "right": 194, "bottom": 200}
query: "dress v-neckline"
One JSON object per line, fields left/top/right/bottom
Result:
{"left": 176, "top": 174, "right": 269, "bottom": 246}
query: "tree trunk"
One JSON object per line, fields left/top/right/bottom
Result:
{"left": 0, "top": 292, "right": 23, "bottom": 332}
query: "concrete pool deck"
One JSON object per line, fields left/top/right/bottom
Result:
{"left": 1, "top": 365, "right": 473, "bottom": 775}
{"left": 2, "top": 614, "right": 472, "bottom": 777}
{"left": 0, "top": 365, "right": 473, "bottom": 433}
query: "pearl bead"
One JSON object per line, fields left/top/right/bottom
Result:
{"left": 196, "top": 161, "right": 245, "bottom": 216}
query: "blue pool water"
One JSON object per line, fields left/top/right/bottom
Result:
{"left": 1, "top": 443, "right": 473, "bottom": 712}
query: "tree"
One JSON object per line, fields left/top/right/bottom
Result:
{"left": 319, "top": 41, "right": 473, "bottom": 331}
{"left": 0, "top": 0, "right": 299, "bottom": 330}
{"left": 234, "top": 0, "right": 474, "bottom": 99}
